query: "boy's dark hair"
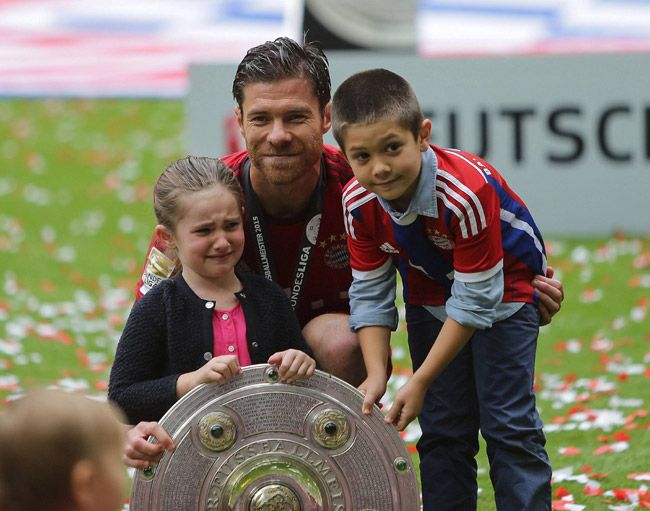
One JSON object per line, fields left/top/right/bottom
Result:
{"left": 332, "top": 68, "right": 423, "bottom": 150}
{"left": 232, "top": 36, "right": 331, "bottom": 114}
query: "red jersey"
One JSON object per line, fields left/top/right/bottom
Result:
{"left": 136, "top": 145, "right": 354, "bottom": 327}
{"left": 343, "top": 146, "right": 546, "bottom": 308}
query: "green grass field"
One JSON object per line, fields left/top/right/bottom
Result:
{"left": 1, "top": 99, "right": 648, "bottom": 510}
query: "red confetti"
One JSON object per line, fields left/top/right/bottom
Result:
{"left": 559, "top": 446, "right": 582, "bottom": 456}
{"left": 583, "top": 484, "right": 603, "bottom": 496}
{"left": 612, "top": 431, "right": 631, "bottom": 442}
{"left": 554, "top": 486, "right": 571, "bottom": 498}
{"left": 628, "top": 472, "right": 650, "bottom": 481}
{"left": 593, "top": 445, "right": 614, "bottom": 455}
{"left": 94, "top": 380, "right": 108, "bottom": 391}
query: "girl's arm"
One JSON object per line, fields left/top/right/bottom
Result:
{"left": 108, "top": 297, "right": 180, "bottom": 424}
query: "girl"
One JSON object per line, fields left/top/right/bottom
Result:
{"left": 108, "top": 156, "right": 316, "bottom": 467}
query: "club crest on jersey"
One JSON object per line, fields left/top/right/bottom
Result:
{"left": 319, "top": 233, "right": 349, "bottom": 269}
{"left": 324, "top": 243, "right": 349, "bottom": 269}
{"left": 426, "top": 229, "right": 455, "bottom": 250}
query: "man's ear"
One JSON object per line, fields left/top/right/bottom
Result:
{"left": 70, "top": 459, "right": 96, "bottom": 510}
{"left": 419, "top": 119, "right": 432, "bottom": 151}
{"left": 235, "top": 107, "right": 244, "bottom": 136}
{"left": 321, "top": 101, "right": 332, "bottom": 134}
{"left": 155, "top": 224, "right": 175, "bottom": 250}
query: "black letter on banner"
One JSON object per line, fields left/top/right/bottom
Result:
{"left": 547, "top": 106, "right": 584, "bottom": 163}
{"left": 475, "top": 109, "right": 490, "bottom": 159}
{"left": 448, "top": 110, "right": 458, "bottom": 148}
{"left": 645, "top": 106, "right": 650, "bottom": 160}
{"left": 598, "top": 105, "right": 632, "bottom": 162}
{"left": 501, "top": 108, "right": 536, "bottom": 163}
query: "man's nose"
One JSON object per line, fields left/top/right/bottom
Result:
{"left": 267, "top": 119, "right": 291, "bottom": 145}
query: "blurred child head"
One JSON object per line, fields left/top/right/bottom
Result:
{"left": 331, "top": 69, "right": 431, "bottom": 208}
{"left": 153, "top": 156, "right": 246, "bottom": 282}
{"left": 0, "top": 389, "right": 127, "bottom": 511}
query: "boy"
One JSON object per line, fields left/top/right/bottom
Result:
{"left": 333, "top": 68, "right": 551, "bottom": 511}
{"left": 0, "top": 389, "right": 128, "bottom": 511}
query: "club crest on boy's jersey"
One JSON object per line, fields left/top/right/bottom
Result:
{"left": 426, "top": 228, "right": 455, "bottom": 250}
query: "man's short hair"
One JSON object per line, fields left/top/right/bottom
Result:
{"left": 332, "top": 68, "right": 423, "bottom": 150}
{"left": 232, "top": 36, "right": 331, "bottom": 113}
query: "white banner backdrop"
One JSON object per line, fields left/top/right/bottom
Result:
{"left": 188, "top": 52, "right": 650, "bottom": 236}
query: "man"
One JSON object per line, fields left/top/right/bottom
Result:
{"left": 125, "top": 37, "right": 564, "bottom": 468}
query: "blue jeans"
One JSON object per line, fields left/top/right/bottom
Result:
{"left": 405, "top": 304, "right": 551, "bottom": 511}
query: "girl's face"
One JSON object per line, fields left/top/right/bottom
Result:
{"left": 171, "top": 184, "right": 245, "bottom": 283}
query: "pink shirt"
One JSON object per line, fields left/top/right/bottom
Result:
{"left": 212, "top": 302, "right": 252, "bottom": 366}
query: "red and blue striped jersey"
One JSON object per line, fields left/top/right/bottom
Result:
{"left": 342, "top": 145, "right": 547, "bottom": 308}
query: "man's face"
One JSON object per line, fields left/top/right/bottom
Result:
{"left": 236, "top": 78, "right": 331, "bottom": 186}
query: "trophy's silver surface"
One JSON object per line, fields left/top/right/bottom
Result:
{"left": 130, "top": 365, "right": 420, "bottom": 510}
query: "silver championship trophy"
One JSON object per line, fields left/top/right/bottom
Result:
{"left": 130, "top": 365, "right": 421, "bottom": 510}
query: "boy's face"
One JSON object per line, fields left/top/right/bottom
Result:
{"left": 342, "top": 119, "right": 430, "bottom": 209}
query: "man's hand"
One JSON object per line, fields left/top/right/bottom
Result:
{"left": 268, "top": 349, "right": 316, "bottom": 384}
{"left": 358, "top": 374, "right": 387, "bottom": 415}
{"left": 384, "top": 377, "right": 428, "bottom": 431}
{"left": 123, "top": 421, "right": 175, "bottom": 469}
{"left": 533, "top": 266, "right": 565, "bottom": 326}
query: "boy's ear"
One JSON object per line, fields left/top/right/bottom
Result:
{"left": 155, "top": 224, "right": 175, "bottom": 250}
{"left": 418, "top": 119, "right": 432, "bottom": 151}
{"left": 70, "top": 459, "right": 96, "bottom": 509}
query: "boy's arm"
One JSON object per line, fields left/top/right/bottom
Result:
{"left": 358, "top": 326, "right": 391, "bottom": 414}
{"left": 385, "top": 317, "right": 474, "bottom": 431}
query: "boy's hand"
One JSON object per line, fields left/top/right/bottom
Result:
{"left": 358, "top": 374, "right": 387, "bottom": 415}
{"left": 385, "top": 378, "right": 427, "bottom": 431}
{"left": 123, "top": 421, "right": 175, "bottom": 469}
{"left": 268, "top": 349, "right": 316, "bottom": 384}
{"left": 533, "top": 266, "right": 564, "bottom": 326}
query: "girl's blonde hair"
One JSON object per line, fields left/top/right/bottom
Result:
{"left": 153, "top": 156, "right": 244, "bottom": 230}
{"left": 0, "top": 389, "right": 126, "bottom": 511}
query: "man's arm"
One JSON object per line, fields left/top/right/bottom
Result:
{"left": 134, "top": 233, "right": 178, "bottom": 300}
{"left": 533, "top": 266, "right": 564, "bottom": 326}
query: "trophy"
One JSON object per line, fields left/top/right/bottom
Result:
{"left": 130, "top": 365, "right": 421, "bottom": 510}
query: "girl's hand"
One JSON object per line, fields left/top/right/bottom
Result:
{"left": 384, "top": 378, "right": 427, "bottom": 431}
{"left": 267, "top": 349, "right": 316, "bottom": 384}
{"left": 358, "top": 374, "right": 387, "bottom": 415}
{"left": 177, "top": 355, "right": 241, "bottom": 397}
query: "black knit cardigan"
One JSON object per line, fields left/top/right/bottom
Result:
{"left": 108, "top": 271, "right": 312, "bottom": 424}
